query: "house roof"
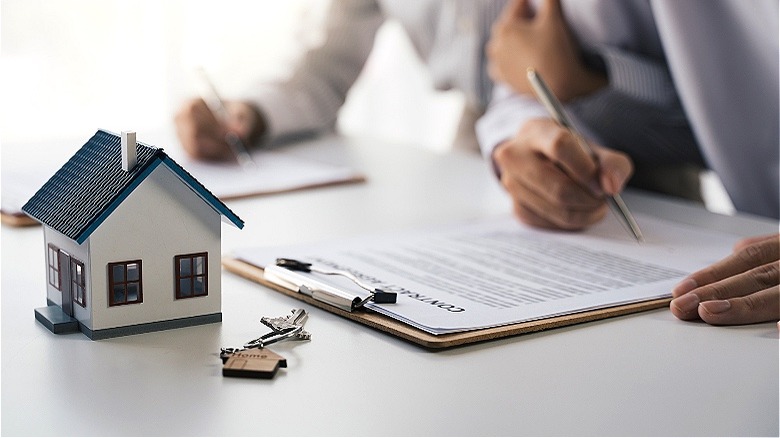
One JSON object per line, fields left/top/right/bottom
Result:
{"left": 22, "top": 130, "right": 244, "bottom": 244}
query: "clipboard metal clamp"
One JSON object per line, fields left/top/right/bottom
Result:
{"left": 266, "top": 258, "right": 397, "bottom": 312}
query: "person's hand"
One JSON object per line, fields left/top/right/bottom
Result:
{"left": 487, "top": 0, "right": 606, "bottom": 102}
{"left": 494, "top": 118, "right": 633, "bottom": 230}
{"left": 174, "top": 99, "right": 263, "bottom": 161}
{"left": 670, "top": 233, "right": 779, "bottom": 325}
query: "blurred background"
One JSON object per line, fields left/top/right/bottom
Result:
{"left": 0, "top": 0, "right": 464, "bottom": 151}
{"left": 0, "top": 0, "right": 733, "bottom": 213}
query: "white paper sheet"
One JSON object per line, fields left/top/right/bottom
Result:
{"left": 233, "top": 213, "right": 739, "bottom": 335}
{"left": 169, "top": 148, "right": 364, "bottom": 200}
{"left": 1, "top": 138, "right": 364, "bottom": 217}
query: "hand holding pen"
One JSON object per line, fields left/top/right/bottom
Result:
{"left": 490, "top": 78, "right": 639, "bottom": 237}
{"left": 526, "top": 69, "right": 643, "bottom": 241}
{"left": 174, "top": 68, "right": 262, "bottom": 169}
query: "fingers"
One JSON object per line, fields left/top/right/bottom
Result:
{"left": 734, "top": 233, "right": 778, "bottom": 252}
{"left": 672, "top": 234, "right": 779, "bottom": 297}
{"left": 224, "top": 101, "right": 263, "bottom": 142}
{"left": 670, "top": 261, "right": 779, "bottom": 320}
{"left": 518, "top": 119, "right": 599, "bottom": 191}
{"left": 538, "top": 0, "right": 563, "bottom": 20}
{"left": 698, "top": 287, "right": 779, "bottom": 325}
{"left": 500, "top": 0, "right": 533, "bottom": 22}
{"left": 508, "top": 183, "right": 608, "bottom": 231}
{"left": 174, "top": 98, "right": 232, "bottom": 161}
{"left": 593, "top": 145, "right": 633, "bottom": 195}
{"left": 494, "top": 119, "right": 613, "bottom": 230}
{"left": 670, "top": 234, "right": 780, "bottom": 325}
{"left": 500, "top": 158, "right": 607, "bottom": 230}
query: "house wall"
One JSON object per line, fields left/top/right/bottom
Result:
{"left": 42, "top": 226, "right": 91, "bottom": 324}
{"left": 86, "top": 164, "right": 222, "bottom": 331}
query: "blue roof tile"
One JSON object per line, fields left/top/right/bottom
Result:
{"left": 22, "top": 130, "right": 243, "bottom": 244}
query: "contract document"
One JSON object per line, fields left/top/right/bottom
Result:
{"left": 233, "top": 213, "right": 738, "bottom": 335}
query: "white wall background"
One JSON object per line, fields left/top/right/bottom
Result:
{"left": 0, "top": 0, "right": 463, "bottom": 151}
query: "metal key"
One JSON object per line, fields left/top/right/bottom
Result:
{"left": 243, "top": 309, "right": 310, "bottom": 349}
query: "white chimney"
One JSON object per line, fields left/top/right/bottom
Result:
{"left": 121, "top": 131, "right": 137, "bottom": 172}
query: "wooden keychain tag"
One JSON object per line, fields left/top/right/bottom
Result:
{"left": 222, "top": 348, "right": 287, "bottom": 379}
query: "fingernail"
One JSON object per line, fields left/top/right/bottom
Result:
{"left": 700, "top": 300, "right": 731, "bottom": 315}
{"left": 672, "top": 278, "right": 698, "bottom": 297}
{"left": 671, "top": 293, "right": 700, "bottom": 314}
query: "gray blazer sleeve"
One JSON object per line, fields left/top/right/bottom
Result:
{"left": 476, "top": 46, "right": 703, "bottom": 171}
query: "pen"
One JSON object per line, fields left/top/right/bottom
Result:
{"left": 527, "top": 68, "right": 644, "bottom": 242}
{"left": 195, "top": 67, "right": 257, "bottom": 170}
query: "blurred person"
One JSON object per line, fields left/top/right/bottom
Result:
{"left": 175, "top": 0, "right": 509, "bottom": 157}
{"left": 480, "top": 0, "right": 779, "bottom": 325}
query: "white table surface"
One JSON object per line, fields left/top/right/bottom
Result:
{"left": 2, "top": 135, "right": 778, "bottom": 436}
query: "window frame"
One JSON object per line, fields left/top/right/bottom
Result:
{"left": 71, "top": 258, "right": 86, "bottom": 308}
{"left": 174, "top": 252, "right": 209, "bottom": 299}
{"left": 47, "top": 244, "right": 61, "bottom": 290}
{"left": 107, "top": 260, "right": 143, "bottom": 306}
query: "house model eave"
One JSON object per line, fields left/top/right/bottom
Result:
{"left": 23, "top": 129, "right": 243, "bottom": 243}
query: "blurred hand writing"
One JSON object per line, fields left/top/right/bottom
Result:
{"left": 175, "top": 99, "right": 263, "bottom": 161}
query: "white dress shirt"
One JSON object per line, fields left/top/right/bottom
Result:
{"left": 247, "top": 0, "right": 506, "bottom": 147}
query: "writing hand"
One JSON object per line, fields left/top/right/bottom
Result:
{"left": 670, "top": 233, "right": 779, "bottom": 325}
{"left": 494, "top": 118, "right": 633, "bottom": 230}
{"left": 487, "top": 0, "right": 606, "bottom": 102}
{"left": 174, "top": 99, "right": 263, "bottom": 161}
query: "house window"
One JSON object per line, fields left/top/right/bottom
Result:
{"left": 108, "top": 260, "right": 143, "bottom": 306}
{"left": 71, "top": 258, "right": 86, "bottom": 308}
{"left": 175, "top": 253, "right": 208, "bottom": 299}
{"left": 47, "top": 244, "right": 61, "bottom": 290}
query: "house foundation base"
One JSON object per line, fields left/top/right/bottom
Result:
{"left": 84, "top": 313, "right": 223, "bottom": 340}
{"left": 34, "top": 306, "right": 222, "bottom": 340}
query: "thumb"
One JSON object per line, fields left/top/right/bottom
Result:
{"left": 594, "top": 147, "right": 633, "bottom": 195}
{"left": 501, "top": 0, "right": 534, "bottom": 22}
{"left": 538, "top": 0, "right": 564, "bottom": 21}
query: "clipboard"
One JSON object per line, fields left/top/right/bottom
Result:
{"left": 222, "top": 256, "right": 671, "bottom": 350}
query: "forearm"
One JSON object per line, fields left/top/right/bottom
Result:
{"left": 246, "top": 0, "right": 384, "bottom": 144}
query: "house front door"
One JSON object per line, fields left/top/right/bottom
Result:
{"left": 58, "top": 250, "right": 73, "bottom": 317}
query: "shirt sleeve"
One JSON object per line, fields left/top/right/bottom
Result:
{"left": 475, "top": 84, "right": 547, "bottom": 170}
{"left": 245, "top": 0, "right": 385, "bottom": 144}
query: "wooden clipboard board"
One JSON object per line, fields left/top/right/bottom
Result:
{"left": 223, "top": 256, "right": 671, "bottom": 350}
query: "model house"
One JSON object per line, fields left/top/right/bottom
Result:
{"left": 22, "top": 130, "right": 244, "bottom": 340}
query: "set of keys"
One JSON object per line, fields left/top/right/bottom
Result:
{"left": 220, "top": 308, "right": 311, "bottom": 379}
